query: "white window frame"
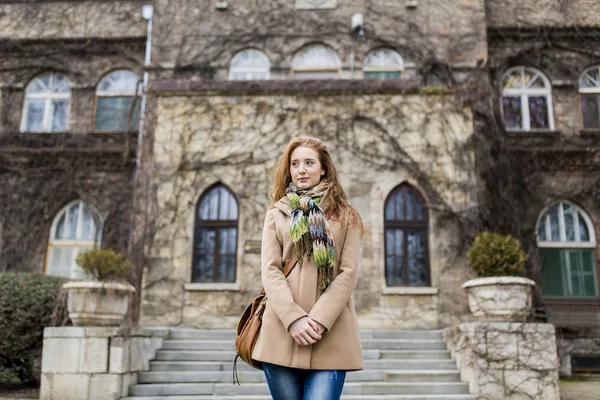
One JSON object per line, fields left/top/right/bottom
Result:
{"left": 363, "top": 48, "right": 404, "bottom": 78}
{"left": 228, "top": 49, "right": 271, "bottom": 81}
{"left": 291, "top": 44, "right": 341, "bottom": 79}
{"left": 20, "top": 74, "right": 71, "bottom": 133}
{"left": 560, "top": 249, "right": 598, "bottom": 297}
{"left": 46, "top": 200, "right": 103, "bottom": 279}
{"left": 501, "top": 66, "right": 555, "bottom": 131}
{"left": 537, "top": 201, "right": 596, "bottom": 249}
{"left": 579, "top": 65, "right": 600, "bottom": 94}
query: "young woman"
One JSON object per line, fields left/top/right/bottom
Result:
{"left": 252, "top": 136, "right": 364, "bottom": 400}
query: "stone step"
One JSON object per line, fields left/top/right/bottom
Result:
{"left": 361, "top": 340, "right": 447, "bottom": 350}
{"left": 123, "top": 395, "right": 476, "bottom": 400}
{"left": 378, "top": 350, "right": 451, "bottom": 360}
{"left": 138, "top": 370, "right": 460, "bottom": 384}
{"left": 155, "top": 349, "right": 452, "bottom": 361}
{"left": 167, "top": 329, "right": 444, "bottom": 341}
{"left": 161, "top": 339, "right": 446, "bottom": 351}
{"left": 150, "top": 359, "right": 457, "bottom": 372}
{"left": 130, "top": 382, "right": 470, "bottom": 396}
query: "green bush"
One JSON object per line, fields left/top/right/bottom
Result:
{"left": 0, "top": 273, "right": 70, "bottom": 384}
{"left": 76, "top": 248, "right": 132, "bottom": 282}
{"left": 468, "top": 232, "right": 528, "bottom": 278}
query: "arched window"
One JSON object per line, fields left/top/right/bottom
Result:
{"left": 94, "top": 70, "right": 141, "bottom": 132}
{"left": 384, "top": 184, "right": 430, "bottom": 286}
{"left": 579, "top": 66, "right": 600, "bottom": 129}
{"left": 501, "top": 67, "right": 554, "bottom": 131}
{"left": 364, "top": 48, "right": 404, "bottom": 80}
{"left": 228, "top": 49, "right": 270, "bottom": 81}
{"left": 46, "top": 201, "right": 102, "bottom": 279}
{"left": 193, "top": 184, "right": 239, "bottom": 282}
{"left": 21, "top": 73, "right": 71, "bottom": 133}
{"left": 537, "top": 202, "right": 598, "bottom": 297}
{"left": 291, "top": 44, "right": 341, "bottom": 80}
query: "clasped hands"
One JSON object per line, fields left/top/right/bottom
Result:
{"left": 288, "top": 316, "right": 326, "bottom": 346}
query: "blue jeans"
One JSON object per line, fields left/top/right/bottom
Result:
{"left": 262, "top": 362, "right": 346, "bottom": 400}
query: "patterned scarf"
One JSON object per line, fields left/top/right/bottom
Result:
{"left": 286, "top": 180, "right": 336, "bottom": 291}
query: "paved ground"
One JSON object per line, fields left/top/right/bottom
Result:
{"left": 0, "top": 384, "right": 38, "bottom": 400}
{"left": 1, "top": 379, "right": 599, "bottom": 399}
{"left": 560, "top": 377, "right": 600, "bottom": 400}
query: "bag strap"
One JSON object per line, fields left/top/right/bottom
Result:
{"left": 283, "top": 254, "right": 298, "bottom": 277}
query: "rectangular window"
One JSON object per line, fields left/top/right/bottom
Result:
{"left": 581, "top": 94, "right": 600, "bottom": 129}
{"left": 529, "top": 96, "right": 550, "bottom": 129}
{"left": 51, "top": 100, "right": 69, "bottom": 132}
{"left": 47, "top": 246, "right": 92, "bottom": 279}
{"left": 365, "top": 71, "right": 401, "bottom": 80}
{"left": 541, "top": 248, "right": 599, "bottom": 297}
{"left": 95, "top": 97, "right": 141, "bottom": 131}
{"left": 25, "top": 99, "right": 45, "bottom": 132}
{"left": 502, "top": 96, "right": 522, "bottom": 130}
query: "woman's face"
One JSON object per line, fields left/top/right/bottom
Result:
{"left": 290, "top": 146, "right": 325, "bottom": 190}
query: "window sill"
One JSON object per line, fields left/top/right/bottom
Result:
{"left": 383, "top": 286, "right": 439, "bottom": 295}
{"left": 184, "top": 282, "right": 241, "bottom": 291}
{"left": 505, "top": 130, "right": 560, "bottom": 136}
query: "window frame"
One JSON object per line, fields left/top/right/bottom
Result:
{"left": 537, "top": 201, "right": 599, "bottom": 298}
{"left": 291, "top": 44, "right": 342, "bottom": 80}
{"left": 363, "top": 48, "right": 405, "bottom": 80}
{"left": 536, "top": 202, "right": 596, "bottom": 249}
{"left": 20, "top": 73, "right": 72, "bottom": 133}
{"left": 228, "top": 49, "right": 271, "bottom": 81}
{"left": 192, "top": 184, "right": 239, "bottom": 283}
{"left": 45, "top": 200, "right": 103, "bottom": 279}
{"left": 93, "top": 70, "right": 141, "bottom": 133}
{"left": 578, "top": 65, "right": 600, "bottom": 130}
{"left": 500, "top": 66, "right": 555, "bottom": 132}
{"left": 383, "top": 183, "right": 431, "bottom": 287}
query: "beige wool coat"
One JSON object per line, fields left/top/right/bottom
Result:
{"left": 252, "top": 197, "right": 363, "bottom": 371}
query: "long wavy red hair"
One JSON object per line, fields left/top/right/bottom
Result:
{"left": 270, "top": 137, "right": 363, "bottom": 229}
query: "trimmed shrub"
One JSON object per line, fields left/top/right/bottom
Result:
{"left": 0, "top": 273, "right": 70, "bottom": 384}
{"left": 76, "top": 248, "right": 132, "bottom": 282}
{"left": 468, "top": 232, "right": 528, "bottom": 278}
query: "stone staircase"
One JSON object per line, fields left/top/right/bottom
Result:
{"left": 122, "top": 329, "right": 474, "bottom": 400}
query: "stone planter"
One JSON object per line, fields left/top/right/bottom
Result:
{"left": 63, "top": 281, "right": 136, "bottom": 326}
{"left": 462, "top": 277, "right": 535, "bottom": 321}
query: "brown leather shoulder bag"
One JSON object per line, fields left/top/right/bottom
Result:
{"left": 233, "top": 254, "right": 297, "bottom": 384}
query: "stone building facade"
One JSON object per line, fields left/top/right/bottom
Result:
{"left": 0, "top": 0, "right": 598, "bottom": 375}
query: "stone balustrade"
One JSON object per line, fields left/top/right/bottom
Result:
{"left": 40, "top": 327, "right": 168, "bottom": 400}
{"left": 445, "top": 322, "right": 560, "bottom": 400}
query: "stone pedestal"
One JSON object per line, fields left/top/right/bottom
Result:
{"left": 40, "top": 327, "right": 168, "bottom": 400}
{"left": 445, "top": 322, "right": 560, "bottom": 400}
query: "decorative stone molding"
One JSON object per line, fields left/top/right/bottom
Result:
{"left": 382, "top": 286, "right": 439, "bottom": 295}
{"left": 295, "top": 0, "right": 336, "bottom": 10}
{"left": 462, "top": 277, "right": 535, "bottom": 321}
{"left": 40, "top": 327, "right": 168, "bottom": 400}
{"left": 445, "top": 322, "right": 560, "bottom": 400}
{"left": 184, "top": 282, "right": 241, "bottom": 291}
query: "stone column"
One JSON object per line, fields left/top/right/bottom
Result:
{"left": 445, "top": 322, "right": 560, "bottom": 400}
{"left": 40, "top": 327, "right": 168, "bottom": 400}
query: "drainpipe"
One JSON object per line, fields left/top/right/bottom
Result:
{"left": 127, "top": 5, "right": 153, "bottom": 257}
{"left": 135, "top": 4, "right": 154, "bottom": 184}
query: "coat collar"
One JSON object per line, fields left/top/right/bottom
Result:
{"left": 273, "top": 195, "right": 331, "bottom": 215}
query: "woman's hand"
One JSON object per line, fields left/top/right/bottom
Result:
{"left": 309, "top": 319, "right": 326, "bottom": 334}
{"left": 288, "top": 316, "right": 322, "bottom": 346}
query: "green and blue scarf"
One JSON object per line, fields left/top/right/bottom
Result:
{"left": 286, "top": 180, "right": 336, "bottom": 291}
